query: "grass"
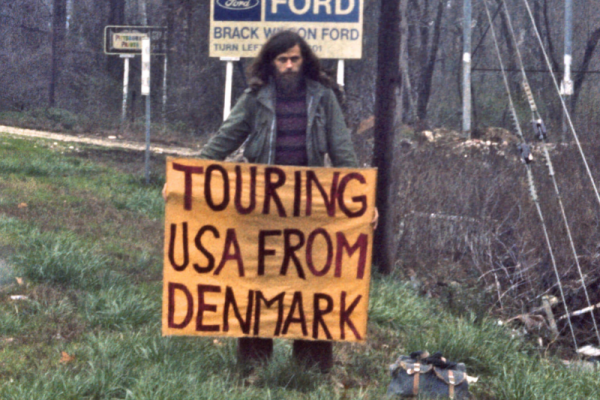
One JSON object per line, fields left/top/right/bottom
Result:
{"left": 1, "top": 131, "right": 599, "bottom": 399}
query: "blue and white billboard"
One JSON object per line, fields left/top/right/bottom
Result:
{"left": 210, "top": 0, "right": 363, "bottom": 59}
{"left": 214, "top": 0, "right": 262, "bottom": 21}
{"left": 265, "top": 0, "right": 360, "bottom": 23}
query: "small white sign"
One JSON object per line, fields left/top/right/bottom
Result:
{"left": 141, "top": 37, "right": 151, "bottom": 96}
{"left": 113, "top": 33, "right": 147, "bottom": 50}
{"left": 104, "top": 26, "right": 167, "bottom": 56}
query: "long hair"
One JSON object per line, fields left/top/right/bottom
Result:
{"left": 247, "top": 30, "right": 332, "bottom": 90}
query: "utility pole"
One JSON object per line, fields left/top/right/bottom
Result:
{"left": 139, "top": 0, "right": 148, "bottom": 25}
{"left": 373, "top": 0, "right": 401, "bottom": 275}
{"left": 561, "top": 0, "right": 574, "bottom": 140}
{"left": 462, "top": 0, "right": 472, "bottom": 137}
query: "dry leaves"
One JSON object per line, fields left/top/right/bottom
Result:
{"left": 17, "top": 203, "right": 27, "bottom": 209}
{"left": 60, "top": 351, "right": 75, "bottom": 364}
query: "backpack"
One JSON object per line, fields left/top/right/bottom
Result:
{"left": 387, "top": 352, "right": 470, "bottom": 399}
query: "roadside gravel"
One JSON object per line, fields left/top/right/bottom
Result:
{"left": 0, "top": 125, "right": 201, "bottom": 157}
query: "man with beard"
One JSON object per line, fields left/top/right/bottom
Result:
{"left": 199, "top": 30, "right": 358, "bottom": 169}
{"left": 197, "top": 30, "right": 363, "bottom": 371}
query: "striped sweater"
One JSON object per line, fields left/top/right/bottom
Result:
{"left": 274, "top": 84, "right": 308, "bottom": 166}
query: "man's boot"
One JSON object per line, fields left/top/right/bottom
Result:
{"left": 237, "top": 338, "right": 273, "bottom": 363}
{"left": 292, "top": 340, "right": 333, "bottom": 372}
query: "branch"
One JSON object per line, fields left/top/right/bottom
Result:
{"left": 557, "top": 300, "right": 600, "bottom": 321}
{"left": 571, "top": 27, "right": 600, "bottom": 111}
{"left": 542, "top": 0, "right": 560, "bottom": 73}
{"left": 0, "top": 14, "right": 50, "bottom": 35}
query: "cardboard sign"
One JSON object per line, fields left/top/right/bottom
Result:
{"left": 162, "top": 158, "right": 376, "bottom": 342}
{"left": 209, "top": 0, "right": 364, "bottom": 59}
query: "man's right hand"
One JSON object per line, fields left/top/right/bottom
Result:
{"left": 372, "top": 207, "right": 379, "bottom": 230}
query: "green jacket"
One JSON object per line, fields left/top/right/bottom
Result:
{"left": 199, "top": 79, "right": 359, "bottom": 168}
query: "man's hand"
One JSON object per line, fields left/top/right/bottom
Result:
{"left": 372, "top": 207, "right": 379, "bottom": 230}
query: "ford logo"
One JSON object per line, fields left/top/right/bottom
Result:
{"left": 216, "top": 0, "right": 260, "bottom": 10}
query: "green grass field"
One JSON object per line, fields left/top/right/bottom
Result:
{"left": 0, "top": 132, "right": 598, "bottom": 399}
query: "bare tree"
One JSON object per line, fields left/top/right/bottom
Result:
{"left": 415, "top": 0, "right": 445, "bottom": 120}
{"left": 571, "top": 27, "right": 600, "bottom": 113}
{"left": 106, "top": 0, "right": 126, "bottom": 80}
{"left": 50, "top": 0, "right": 67, "bottom": 106}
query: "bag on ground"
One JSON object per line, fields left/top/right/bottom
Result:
{"left": 387, "top": 351, "right": 469, "bottom": 399}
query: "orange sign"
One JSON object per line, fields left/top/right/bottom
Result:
{"left": 162, "top": 158, "right": 376, "bottom": 342}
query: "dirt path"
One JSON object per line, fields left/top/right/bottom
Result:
{"left": 0, "top": 125, "right": 201, "bottom": 157}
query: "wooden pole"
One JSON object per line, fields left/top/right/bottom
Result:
{"left": 373, "top": 0, "right": 401, "bottom": 275}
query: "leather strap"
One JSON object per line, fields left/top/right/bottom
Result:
{"left": 413, "top": 363, "right": 421, "bottom": 395}
{"left": 448, "top": 370, "right": 455, "bottom": 399}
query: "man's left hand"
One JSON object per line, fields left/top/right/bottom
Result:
{"left": 372, "top": 207, "right": 379, "bottom": 230}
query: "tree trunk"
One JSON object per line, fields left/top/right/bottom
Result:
{"left": 139, "top": 0, "right": 148, "bottom": 25}
{"left": 49, "top": 0, "right": 67, "bottom": 107}
{"left": 416, "top": 0, "right": 444, "bottom": 120}
{"left": 373, "top": 0, "right": 401, "bottom": 275}
{"left": 571, "top": 27, "right": 600, "bottom": 113}
{"left": 419, "top": 0, "right": 430, "bottom": 71}
{"left": 542, "top": 0, "right": 560, "bottom": 73}
{"left": 399, "top": 0, "right": 416, "bottom": 122}
{"left": 106, "top": 0, "right": 126, "bottom": 80}
{"left": 497, "top": 0, "right": 516, "bottom": 71}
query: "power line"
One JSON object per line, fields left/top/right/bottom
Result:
{"left": 483, "top": 0, "right": 580, "bottom": 351}
{"left": 471, "top": 2, "right": 503, "bottom": 61}
{"left": 521, "top": 0, "right": 600, "bottom": 213}
{"left": 503, "top": 0, "right": 600, "bottom": 347}
{"left": 473, "top": 67, "right": 600, "bottom": 74}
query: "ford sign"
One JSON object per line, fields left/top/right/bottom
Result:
{"left": 216, "top": 0, "right": 260, "bottom": 10}
{"left": 214, "top": 0, "right": 261, "bottom": 21}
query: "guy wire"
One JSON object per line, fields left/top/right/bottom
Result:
{"left": 521, "top": 0, "right": 600, "bottom": 212}
{"left": 502, "top": 0, "right": 600, "bottom": 345}
{"left": 483, "top": 0, "right": 579, "bottom": 351}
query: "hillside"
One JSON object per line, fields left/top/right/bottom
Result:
{"left": 0, "top": 129, "right": 599, "bottom": 399}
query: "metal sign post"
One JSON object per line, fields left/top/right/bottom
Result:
{"left": 221, "top": 57, "right": 240, "bottom": 121}
{"left": 120, "top": 54, "right": 135, "bottom": 128}
{"left": 162, "top": 56, "right": 168, "bottom": 131}
{"left": 337, "top": 59, "right": 345, "bottom": 87}
{"left": 104, "top": 26, "right": 166, "bottom": 183}
{"left": 142, "top": 37, "right": 151, "bottom": 184}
